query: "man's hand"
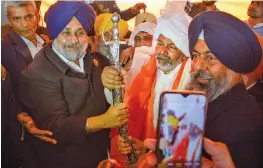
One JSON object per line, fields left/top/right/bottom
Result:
{"left": 120, "top": 47, "right": 134, "bottom": 66}
{"left": 131, "top": 3, "right": 147, "bottom": 14}
{"left": 201, "top": 138, "right": 235, "bottom": 168}
{"left": 1, "top": 65, "right": 7, "bottom": 81}
{"left": 101, "top": 66, "right": 128, "bottom": 89}
{"left": 102, "top": 103, "right": 129, "bottom": 128}
{"left": 118, "top": 136, "right": 147, "bottom": 155}
{"left": 138, "top": 138, "right": 235, "bottom": 168}
{"left": 97, "top": 159, "right": 121, "bottom": 168}
{"left": 17, "top": 113, "right": 57, "bottom": 144}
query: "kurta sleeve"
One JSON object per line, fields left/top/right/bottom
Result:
{"left": 20, "top": 75, "right": 88, "bottom": 144}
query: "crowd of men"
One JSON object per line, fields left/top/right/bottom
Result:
{"left": 1, "top": 0, "right": 263, "bottom": 168}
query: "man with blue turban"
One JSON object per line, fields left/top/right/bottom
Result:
{"left": 187, "top": 11, "right": 263, "bottom": 168}
{"left": 19, "top": 2, "right": 129, "bottom": 168}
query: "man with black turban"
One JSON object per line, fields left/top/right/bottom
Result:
{"left": 19, "top": 2, "right": 128, "bottom": 168}
{"left": 187, "top": 11, "right": 263, "bottom": 168}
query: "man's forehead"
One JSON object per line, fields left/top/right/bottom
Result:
{"left": 158, "top": 34, "right": 175, "bottom": 44}
{"left": 193, "top": 40, "right": 212, "bottom": 53}
{"left": 135, "top": 31, "right": 152, "bottom": 37}
{"left": 8, "top": 4, "right": 35, "bottom": 16}
{"left": 64, "top": 17, "right": 84, "bottom": 30}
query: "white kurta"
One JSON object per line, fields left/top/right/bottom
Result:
{"left": 153, "top": 59, "right": 191, "bottom": 128}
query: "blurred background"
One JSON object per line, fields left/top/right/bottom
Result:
{"left": 38, "top": 0, "right": 250, "bottom": 30}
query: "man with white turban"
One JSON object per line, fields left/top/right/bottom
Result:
{"left": 124, "top": 22, "right": 156, "bottom": 88}
{"left": 104, "top": 22, "right": 156, "bottom": 102}
{"left": 102, "top": 10, "right": 192, "bottom": 143}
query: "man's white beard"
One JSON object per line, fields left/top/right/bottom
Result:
{"left": 186, "top": 70, "right": 235, "bottom": 102}
{"left": 53, "top": 39, "right": 87, "bottom": 61}
{"left": 156, "top": 54, "right": 178, "bottom": 73}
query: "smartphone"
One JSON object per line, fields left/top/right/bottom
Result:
{"left": 156, "top": 91, "right": 208, "bottom": 168}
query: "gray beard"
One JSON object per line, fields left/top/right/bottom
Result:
{"left": 157, "top": 54, "right": 180, "bottom": 73}
{"left": 186, "top": 70, "right": 234, "bottom": 102}
{"left": 53, "top": 39, "right": 87, "bottom": 62}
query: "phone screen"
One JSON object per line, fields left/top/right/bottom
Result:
{"left": 156, "top": 92, "right": 207, "bottom": 168}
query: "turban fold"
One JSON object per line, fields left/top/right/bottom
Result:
{"left": 94, "top": 13, "right": 128, "bottom": 39}
{"left": 44, "top": 1, "right": 96, "bottom": 40}
{"left": 188, "top": 11, "right": 262, "bottom": 74}
{"left": 128, "top": 22, "right": 156, "bottom": 47}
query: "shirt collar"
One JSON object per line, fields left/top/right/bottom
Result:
{"left": 246, "top": 19, "right": 263, "bottom": 29}
{"left": 20, "top": 34, "right": 44, "bottom": 46}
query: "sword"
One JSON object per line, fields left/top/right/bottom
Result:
{"left": 102, "top": 13, "right": 138, "bottom": 165}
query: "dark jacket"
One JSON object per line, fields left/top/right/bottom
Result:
{"left": 1, "top": 30, "right": 47, "bottom": 105}
{"left": 247, "top": 81, "right": 263, "bottom": 114}
{"left": 1, "top": 30, "right": 48, "bottom": 168}
{"left": 204, "top": 84, "right": 263, "bottom": 168}
{"left": 20, "top": 44, "right": 110, "bottom": 168}
{"left": 1, "top": 71, "right": 21, "bottom": 168}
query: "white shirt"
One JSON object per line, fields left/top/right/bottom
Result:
{"left": 153, "top": 59, "right": 191, "bottom": 128}
{"left": 20, "top": 34, "right": 44, "bottom": 59}
{"left": 52, "top": 45, "right": 85, "bottom": 73}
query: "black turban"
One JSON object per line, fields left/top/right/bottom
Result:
{"left": 188, "top": 11, "right": 262, "bottom": 74}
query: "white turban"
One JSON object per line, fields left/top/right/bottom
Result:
{"left": 128, "top": 22, "right": 156, "bottom": 47}
{"left": 134, "top": 12, "right": 157, "bottom": 27}
{"left": 153, "top": 0, "right": 192, "bottom": 57}
{"left": 153, "top": 13, "right": 192, "bottom": 57}
{"left": 160, "top": 0, "right": 188, "bottom": 17}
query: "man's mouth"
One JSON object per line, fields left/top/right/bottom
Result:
{"left": 157, "top": 55, "right": 169, "bottom": 62}
{"left": 21, "top": 30, "right": 30, "bottom": 34}
{"left": 157, "top": 57, "right": 167, "bottom": 62}
{"left": 194, "top": 73, "right": 214, "bottom": 84}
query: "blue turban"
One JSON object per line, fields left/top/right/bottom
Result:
{"left": 44, "top": 1, "right": 96, "bottom": 40}
{"left": 188, "top": 11, "right": 262, "bottom": 74}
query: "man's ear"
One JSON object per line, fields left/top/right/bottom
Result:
{"left": 35, "top": 11, "right": 41, "bottom": 24}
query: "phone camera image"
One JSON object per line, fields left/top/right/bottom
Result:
{"left": 157, "top": 92, "right": 207, "bottom": 168}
